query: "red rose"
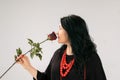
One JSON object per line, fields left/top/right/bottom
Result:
{"left": 48, "top": 32, "right": 57, "bottom": 40}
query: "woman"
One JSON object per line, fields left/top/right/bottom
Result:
{"left": 18, "top": 14, "right": 107, "bottom": 80}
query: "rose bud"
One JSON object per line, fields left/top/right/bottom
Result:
{"left": 48, "top": 32, "right": 57, "bottom": 40}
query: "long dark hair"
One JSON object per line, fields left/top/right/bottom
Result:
{"left": 60, "top": 14, "right": 97, "bottom": 79}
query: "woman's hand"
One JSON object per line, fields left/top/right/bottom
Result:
{"left": 16, "top": 54, "right": 37, "bottom": 79}
{"left": 16, "top": 54, "right": 32, "bottom": 70}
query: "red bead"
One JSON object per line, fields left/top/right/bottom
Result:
{"left": 60, "top": 50, "right": 74, "bottom": 77}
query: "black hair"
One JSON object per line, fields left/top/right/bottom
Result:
{"left": 60, "top": 14, "right": 97, "bottom": 80}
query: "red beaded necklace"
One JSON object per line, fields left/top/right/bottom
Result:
{"left": 60, "top": 50, "right": 75, "bottom": 77}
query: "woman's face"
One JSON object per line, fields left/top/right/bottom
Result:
{"left": 57, "top": 25, "right": 70, "bottom": 45}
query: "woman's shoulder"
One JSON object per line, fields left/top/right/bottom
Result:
{"left": 52, "top": 45, "right": 66, "bottom": 58}
{"left": 50, "top": 48, "right": 63, "bottom": 62}
{"left": 51, "top": 45, "right": 66, "bottom": 62}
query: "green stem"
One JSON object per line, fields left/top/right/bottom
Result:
{"left": 39, "top": 38, "right": 48, "bottom": 44}
{"left": 0, "top": 62, "right": 16, "bottom": 79}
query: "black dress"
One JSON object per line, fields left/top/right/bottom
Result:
{"left": 33, "top": 48, "right": 107, "bottom": 80}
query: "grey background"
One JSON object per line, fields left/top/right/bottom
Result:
{"left": 0, "top": 0, "right": 120, "bottom": 80}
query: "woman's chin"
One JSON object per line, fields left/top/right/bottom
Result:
{"left": 58, "top": 40, "right": 62, "bottom": 44}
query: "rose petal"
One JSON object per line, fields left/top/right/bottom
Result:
{"left": 48, "top": 32, "right": 57, "bottom": 40}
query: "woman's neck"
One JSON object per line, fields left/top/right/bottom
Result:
{"left": 66, "top": 44, "right": 73, "bottom": 55}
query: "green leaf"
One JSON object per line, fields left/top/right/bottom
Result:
{"left": 39, "top": 48, "right": 43, "bottom": 53}
{"left": 35, "top": 48, "right": 39, "bottom": 52}
{"left": 28, "top": 39, "right": 33, "bottom": 46}
{"left": 30, "top": 48, "right": 36, "bottom": 59}
{"left": 36, "top": 43, "right": 40, "bottom": 48}
{"left": 16, "top": 48, "right": 22, "bottom": 56}
{"left": 27, "top": 38, "right": 43, "bottom": 60}
{"left": 36, "top": 53, "right": 42, "bottom": 60}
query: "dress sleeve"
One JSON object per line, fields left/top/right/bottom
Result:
{"left": 33, "top": 62, "right": 51, "bottom": 80}
{"left": 86, "top": 53, "right": 107, "bottom": 80}
{"left": 33, "top": 49, "right": 61, "bottom": 80}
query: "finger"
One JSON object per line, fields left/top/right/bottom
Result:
{"left": 21, "top": 55, "right": 29, "bottom": 61}
{"left": 16, "top": 54, "right": 24, "bottom": 61}
{"left": 18, "top": 58, "right": 24, "bottom": 64}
